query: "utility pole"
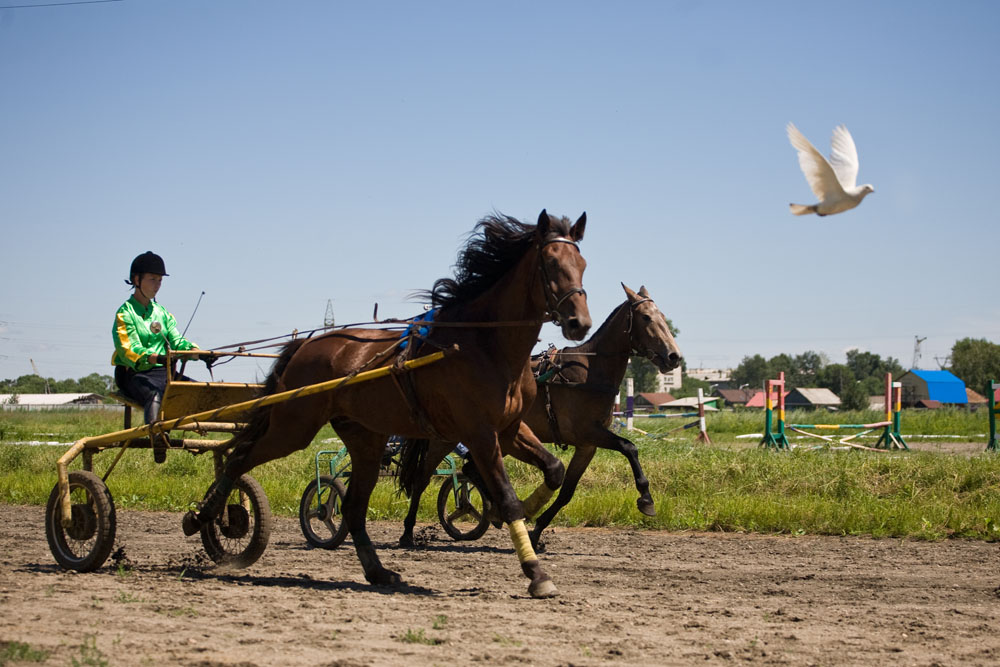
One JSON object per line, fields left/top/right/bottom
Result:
{"left": 324, "top": 300, "right": 335, "bottom": 328}
{"left": 934, "top": 355, "right": 951, "bottom": 370}
{"left": 29, "top": 359, "right": 50, "bottom": 394}
{"left": 911, "top": 335, "right": 927, "bottom": 370}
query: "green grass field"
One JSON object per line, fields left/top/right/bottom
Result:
{"left": 2, "top": 407, "right": 998, "bottom": 540}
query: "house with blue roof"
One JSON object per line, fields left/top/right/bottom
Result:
{"left": 898, "top": 370, "right": 968, "bottom": 407}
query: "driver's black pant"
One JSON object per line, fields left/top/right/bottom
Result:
{"left": 115, "top": 366, "right": 190, "bottom": 424}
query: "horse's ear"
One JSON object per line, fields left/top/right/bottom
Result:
{"left": 622, "top": 282, "right": 638, "bottom": 302}
{"left": 570, "top": 212, "right": 586, "bottom": 241}
{"left": 638, "top": 285, "right": 650, "bottom": 298}
{"left": 536, "top": 209, "right": 550, "bottom": 236}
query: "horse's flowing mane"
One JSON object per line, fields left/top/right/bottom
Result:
{"left": 421, "top": 213, "right": 573, "bottom": 309}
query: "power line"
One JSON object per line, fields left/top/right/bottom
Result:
{"left": 0, "top": 0, "right": 122, "bottom": 8}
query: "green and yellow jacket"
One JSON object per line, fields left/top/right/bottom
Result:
{"left": 112, "top": 295, "right": 196, "bottom": 371}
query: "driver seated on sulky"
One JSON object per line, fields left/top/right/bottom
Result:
{"left": 111, "top": 251, "right": 206, "bottom": 460}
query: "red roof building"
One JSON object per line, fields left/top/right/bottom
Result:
{"left": 633, "top": 392, "right": 676, "bottom": 411}
{"left": 745, "top": 390, "right": 789, "bottom": 408}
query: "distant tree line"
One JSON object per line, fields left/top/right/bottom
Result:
{"left": 950, "top": 338, "right": 1000, "bottom": 396}
{"left": 3, "top": 338, "right": 996, "bottom": 411}
{"left": 618, "top": 313, "right": 908, "bottom": 410}
{"left": 731, "top": 350, "right": 903, "bottom": 410}
{"left": 623, "top": 335, "right": 1000, "bottom": 412}
{"left": 729, "top": 338, "right": 1000, "bottom": 410}
{"left": 0, "top": 373, "right": 114, "bottom": 396}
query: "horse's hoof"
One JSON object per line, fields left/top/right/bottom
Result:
{"left": 529, "top": 577, "right": 558, "bottom": 599}
{"left": 181, "top": 510, "right": 202, "bottom": 536}
{"left": 398, "top": 535, "right": 415, "bottom": 549}
{"left": 368, "top": 568, "right": 403, "bottom": 587}
{"left": 530, "top": 532, "right": 545, "bottom": 554}
{"left": 637, "top": 498, "right": 656, "bottom": 517}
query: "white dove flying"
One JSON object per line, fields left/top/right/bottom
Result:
{"left": 787, "top": 122, "right": 874, "bottom": 216}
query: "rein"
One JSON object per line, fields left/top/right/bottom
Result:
{"left": 216, "top": 296, "right": 654, "bottom": 361}
{"left": 534, "top": 295, "right": 663, "bottom": 446}
{"left": 206, "top": 235, "right": 586, "bottom": 361}
{"left": 534, "top": 296, "right": 658, "bottom": 382}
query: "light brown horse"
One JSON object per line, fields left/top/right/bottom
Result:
{"left": 397, "top": 284, "right": 681, "bottom": 550}
{"left": 182, "top": 210, "right": 590, "bottom": 598}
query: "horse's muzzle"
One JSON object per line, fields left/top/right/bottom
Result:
{"left": 561, "top": 316, "right": 591, "bottom": 341}
{"left": 651, "top": 351, "right": 682, "bottom": 373}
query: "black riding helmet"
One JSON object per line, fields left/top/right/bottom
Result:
{"left": 126, "top": 251, "right": 168, "bottom": 286}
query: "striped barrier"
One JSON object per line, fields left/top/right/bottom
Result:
{"left": 618, "top": 384, "right": 713, "bottom": 443}
{"left": 760, "top": 372, "right": 790, "bottom": 450}
{"left": 988, "top": 381, "right": 999, "bottom": 452}
{"left": 651, "top": 389, "right": 714, "bottom": 444}
{"left": 760, "top": 372, "right": 906, "bottom": 451}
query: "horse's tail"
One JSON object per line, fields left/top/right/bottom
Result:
{"left": 228, "top": 338, "right": 308, "bottom": 453}
{"left": 396, "top": 437, "right": 430, "bottom": 498}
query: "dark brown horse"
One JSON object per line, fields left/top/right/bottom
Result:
{"left": 182, "top": 210, "right": 590, "bottom": 598}
{"left": 397, "top": 284, "right": 681, "bottom": 550}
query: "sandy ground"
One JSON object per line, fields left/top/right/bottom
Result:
{"left": 2, "top": 504, "right": 999, "bottom": 666}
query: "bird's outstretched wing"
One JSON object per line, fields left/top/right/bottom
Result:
{"left": 828, "top": 125, "right": 859, "bottom": 189}
{"left": 787, "top": 123, "right": 844, "bottom": 201}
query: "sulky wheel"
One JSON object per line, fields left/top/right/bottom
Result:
{"left": 200, "top": 474, "right": 272, "bottom": 568}
{"left": 437, "top": 476, "right": 489, "bottom": 541}
{"left": 45, "top": 470, "right": 117, "bottom": 572}
{"left": 299, "top": 475, "right": 349, "bottom": 549}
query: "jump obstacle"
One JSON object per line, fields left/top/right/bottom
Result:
{"left": 760, "top": 372, "right": 906, "bottom": 451}
{"left": 618, "top": 379, "right": 714, "bottom": 443}
{"left": 988, "top": 381, "right": 999, "bottom": 452}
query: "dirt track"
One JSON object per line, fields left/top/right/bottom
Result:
{"left": 1, "top": 503, "right": 999, "bottom": 666}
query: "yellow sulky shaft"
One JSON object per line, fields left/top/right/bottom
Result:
{"left": 56, "top": 350, "right": 449, "bottom": 527}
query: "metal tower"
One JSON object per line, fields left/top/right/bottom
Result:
{"left": 324, "top": 300, "right": 335, "bottom": 328}
{"left": 911, "top": 335, "right": 926, "bottom": 370}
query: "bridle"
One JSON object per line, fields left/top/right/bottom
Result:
{"left": 624, "top": 297, "right": 652, "bottom": 336}
{"left": 624, "top": 297, "right": 665, "bottom": 360}
{"left": 538, "top": 236, "right": 587, "bottom": 327}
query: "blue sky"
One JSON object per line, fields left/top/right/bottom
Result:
{"left": 1, "top": 0, "right": 998, "bottom": 384}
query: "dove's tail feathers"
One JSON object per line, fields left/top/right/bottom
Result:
{"left": 789, "top": 203, "right": 817, "bottom": 216}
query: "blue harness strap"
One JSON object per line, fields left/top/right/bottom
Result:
{"left": 399, "top": 308, "right": 437, "bottom": 351}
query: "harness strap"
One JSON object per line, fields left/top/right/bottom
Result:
{"left": 535, "top": 367, "right": 558, "bottom": 384}
{"left": 542, "top": 383, "right": 567, "bottom": 450}
{"left": 388, "top": 346, "right": 448, "bottom": 442}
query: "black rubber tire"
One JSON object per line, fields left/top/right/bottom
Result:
{"left": 437, "top": 476, "right": 489, "bottom": 541}
{"left": 200, "top": 474, "right": 272, "bottom": 568}
{"left": 298, "top": 475, "right": 349, "bottom": 549}
{"left": 45, "top": 470, "right": 117, "bottom": 572}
